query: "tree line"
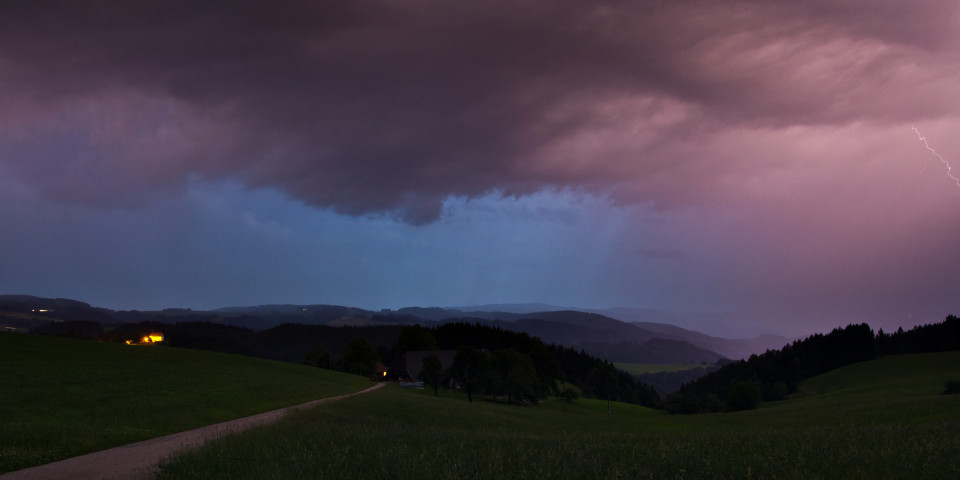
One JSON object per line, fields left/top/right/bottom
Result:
{"left": 329, "top": 322, "right": 661, "bottom": 408}
{"left": 44, "top": 313, "right": 958, "bottom": 414}
{"left": 666, "top": 315, "right": 960, "bottom": 414}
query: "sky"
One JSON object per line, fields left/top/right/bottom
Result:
{"left": 1, "top": 0, "right": 959, "bottom": 337}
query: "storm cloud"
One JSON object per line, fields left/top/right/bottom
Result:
{"left": 3, "top": 0, "right": 957, "bottom": 220}
{"left": 2, "top": 1, "right": 959, "bottom": 334}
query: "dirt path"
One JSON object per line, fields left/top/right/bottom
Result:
{"left": 0, "top": 382, "right": 386, "bottom": 480}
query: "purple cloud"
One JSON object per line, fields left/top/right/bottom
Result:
{"left": 2, "top": 0, "right": 957, "bottom": 222}
{"left": 2, "top": 1, "right": 959, "bottom": 333}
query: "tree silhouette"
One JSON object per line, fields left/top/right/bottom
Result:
{"left": 445, "top": 346, "right": 487, "bottom": 403}
{"left": 303, "top": 346, "right": 331, "bottom": 369}
{"left": 488, "top": 349, "right": 541, "bottom": 404}
{"left": 589, "top": 362, "right": 619, "bottom": 414}
{"left": 339, "top": 337, "right": 378, "bottom": 377}
{"left": 725, "top": 380, "right": 763, "bottom": 411}
{"left": 419, "top": 354, "right": 443, "bottom": 396}
{"left": 557, "top": 382, "right": 582, "bottom": 413}
{"left": 395, "top": 324, "right": 439, "bottom": 355}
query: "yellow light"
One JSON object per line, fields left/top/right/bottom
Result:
{"left": 382, "top": 371, "right": 387, "bottom": 377}
{"left": 127, "top": 333, "right": 163, "bottom": 345}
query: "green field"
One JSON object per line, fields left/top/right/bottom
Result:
{"left": 157, "top": 351, "right": 960, "bottom": 479}
{"left": 5, "top": 332, "right": 960, "bottom": 479}
{"left": 0, "top": 333, "right": 372, "bottom": 474}
{"left": 614, "top": 362, "right": 714, "bottom": 375}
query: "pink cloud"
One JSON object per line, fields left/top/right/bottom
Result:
{"left": 0, "top": 0, "right": 957, "bottom": 224}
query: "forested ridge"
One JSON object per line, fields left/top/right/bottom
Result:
{"left": 667, "top": 315, "right": 960, "bottom": 413}
{"left": 24, "top": 302, "right": 958, "bottom": 413}
{"left": 427, "top": 322, "right": 661, "bottom": 407}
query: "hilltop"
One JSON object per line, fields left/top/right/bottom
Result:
{"left": 0, "top": 295, "right": 792, "bottom": 364}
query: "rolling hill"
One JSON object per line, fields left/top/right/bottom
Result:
{"left": 450, "top": 303, "right": 795, "bottom": 359}
{"left": 2, "top": 295, "right": 794, "bottom": 364}
{"left": 157, "top": 350, "right": 960, "bottom": 479}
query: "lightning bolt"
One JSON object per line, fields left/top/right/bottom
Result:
{"left": 912, "top": 126, "right": 960, "bottom": 188}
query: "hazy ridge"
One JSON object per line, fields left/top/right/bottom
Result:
{"left": 1, "top": 296, "right": 794, "bottom": 363}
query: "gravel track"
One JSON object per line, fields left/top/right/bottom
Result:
{"left": 0, "top": 382, "right": 386, "bottom": 480}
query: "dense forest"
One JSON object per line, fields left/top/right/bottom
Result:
{"left": 667, "top": 315, "right": 960, "bottom": 413}
{"left": 427, "top": 322, "right": 661, "bottom": 407}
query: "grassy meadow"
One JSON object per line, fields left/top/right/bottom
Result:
{"left": 157, "top": 351, "right": 960, "bottom": 479}
{"left": 0, "top": 332, "right": 372, "bottom": 474}
{"left": 4, "top": 331, "right": 959, "bottom": 479}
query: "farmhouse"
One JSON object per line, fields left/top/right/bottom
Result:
{"left": 125, "top": 332, "right": 164, "bottom": 345}
{"left": 390, "top": 350, "right": 456, "bottom": 382}
{"left": 144, "top": 332, "right": 164, "bottom": 343}
{"left": 374, "top": 361, "right": 389, "bottom": 379}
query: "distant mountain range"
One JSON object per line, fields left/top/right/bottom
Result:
{"left": 394, "top": 306, "right": 793, "bottom": 362}
{"left": 1, "top": 296, "right": 794, "bottom": 362}
{"left": 453, "top": 303, "right": 782, "bottom": 338}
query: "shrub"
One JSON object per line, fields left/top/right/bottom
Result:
{"left": 942, "top": 380, "right": 960, "bottom": 395}
{"left": 665, "top": 392, "right": 700, "bottom": 414}
{"left": 725, "top": 380, "right": 763, "bottom": 411}
{"left": 770, "top": 381, "right": 789, "bottom": 400}
{"left": 703, "top": 393, "right": 724, "bottom": 413}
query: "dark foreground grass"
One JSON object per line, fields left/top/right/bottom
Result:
{"left": 0, "top": 333, "right": 372, "bottom": 474}
{"left": 158, "top": 352, "right": 960, "bottom": 479}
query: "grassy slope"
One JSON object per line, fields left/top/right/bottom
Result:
{"left": 0, "top": 333, "right": 372, "bottom": 474}
{"left": 747, "top": 350, "right": 960, "bottom": 426}
{"left": 158, "top": 351, "right": 960, "bottom": 480}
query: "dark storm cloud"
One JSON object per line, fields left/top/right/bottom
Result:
{"left": 2, "top": 0, "right": 960, "bottom": 333}
{"left": 1, "top": 0, "right": 957, "bottom": 221}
